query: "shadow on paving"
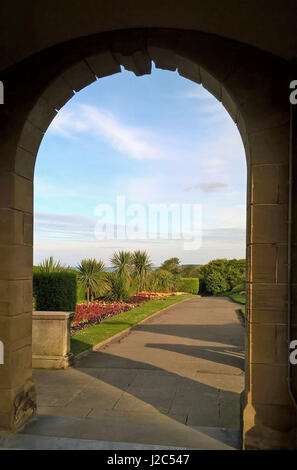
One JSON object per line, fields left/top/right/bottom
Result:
{"left": 137, "top": 323, "right": 244, "bottom": 347}
{"left": 29, "top": 350, "right": 243, "bottom": 448}
{"left": 30, "top": 298, "right": 244, "bottom": 448}
{"left": 144, "top": 342, "right": 244, "bottom": 371}
{"left": 71, "top": 320, "right": 244, "bottom": 356}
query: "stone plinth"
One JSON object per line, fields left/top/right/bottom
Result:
{"left": 32, "top": 311, "right": 74, "bottom": 369}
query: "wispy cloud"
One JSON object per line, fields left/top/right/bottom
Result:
{"left": 185, "top": 182, "right": 228, "bottom": 193}
{"left": 34, "top": 211, "right": 245, "bottom": 266}
{"left": 49, "top": 104, "right": 167, "bottom": 160}
{"left": 185, "top": 87, "right": 211, "bottom": 100}
{"left": 35, "top": 212, "right": 96, "bottom": 240}
{"left": 35, "top": 73, "right": 247, "bottom": 265}
{"left": 181, "top": 84, "right": 232, "bottom": 125}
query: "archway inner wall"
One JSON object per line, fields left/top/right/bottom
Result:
{"left": 0, "top": 28, "right": 295, "bottom": 449}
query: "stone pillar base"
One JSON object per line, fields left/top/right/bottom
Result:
{"left": 243, "top": 402, "right": 297, "bottom": 449}
{"left": 32, "top": 311, "right": 74, "bottom": 370}
{"left": 32, "top": 352, "right": 73, "bottom": 370}
{"left": 0, "top": 379, "right": 36, "bottom": 434}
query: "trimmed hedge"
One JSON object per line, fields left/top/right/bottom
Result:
{"left": 66, "top": 268, "right": 86, "bottom": 303}
{"left": 33, "top": 272, "right": 77, "bottom": 311}
{"left": 179, "top": 277, "right": 199, "bottom": 294}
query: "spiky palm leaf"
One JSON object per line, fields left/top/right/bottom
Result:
{"left": 110, "top": 250, "right": 132, "bottom": 280}
{"left": 76, "top": 258, "right": 106, "bottom": 305}
{"left": 38, "top": 256, "right": 66, "bottom": 273}
{"left": 131, "top": 250, "right": 153, "bottom": 292}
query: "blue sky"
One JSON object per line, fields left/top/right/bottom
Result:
{"left": 34, "top": 65, "right": 246, "bottom": 267}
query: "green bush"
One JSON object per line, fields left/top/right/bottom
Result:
{"left": 33, "top": 272, "right": 77, "bottom": 311}
{"left": 204, "top": 270, "right": 229, "bottom": 295}
{"left": 178, "top": 277, "right": 199, "bottom": 294}
{"left": 198, "top": 258, "right": 246, "bottom": 295}
{"left": 231, "top": 281, "right": 246, "bottom": 294}
{"left": 104, "top": 272, "right": 137, "bottom": 301}
{"left": 160, "top": 257, "right": 181, "bottom": 275}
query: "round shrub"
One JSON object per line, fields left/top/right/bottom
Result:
{"left": 33, "top": 271, "right": 77, "bottom": 311}
{"left": 198, "top": 258, "right": 246, "bottom": 295}
{"left": 204, "top": 271, "right": 229, "bottom": 295}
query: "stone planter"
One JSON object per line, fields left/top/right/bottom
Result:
{"left": 32, "top": 311, "right": 74, "bottom": 369}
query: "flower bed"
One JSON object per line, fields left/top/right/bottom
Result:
{"left": 71, "top": 292, "right": 190, "bottom": 335}
{"left": 137, "top": 291, "right": 189, "bottom": 298}
{"left": 71, "top": 301, "right": 134, "bottom": 334}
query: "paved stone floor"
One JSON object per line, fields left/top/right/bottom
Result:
{"left": 3, "top": 297, "right": 245, "bottom": 449}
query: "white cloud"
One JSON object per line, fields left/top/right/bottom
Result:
{"left": 48, "top": 104, "right": 168, "bottom": 160}
{"left": 35, "top": 212, "right": 96, "bottom": 239}
{"left": 185, "top": 182, "right": 228, "bottom": 193}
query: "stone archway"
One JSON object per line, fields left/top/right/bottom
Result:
{"left": 0, "top": 28, "right": 295, "bottom": 449}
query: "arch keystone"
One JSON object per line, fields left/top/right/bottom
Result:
{"left": 114, "top": 50, "right": 151, "bottom": 76}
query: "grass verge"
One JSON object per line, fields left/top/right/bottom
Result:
{"left": 226, "top": 292, "right": 246, "bottom": 315}
{"left": 71, "top": 294, "right": 195, "bottom": 356}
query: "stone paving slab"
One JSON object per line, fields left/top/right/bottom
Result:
{"left": 15, "top": 414, "right": 239, "bottom": 449}
{"left": 0, "top": 427, "right": 239, "bottom": 450}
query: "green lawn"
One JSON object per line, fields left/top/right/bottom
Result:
{"left": 71, "top": 294, "right": 195, "bottom": 356}
{"left": 227, "top": 292, "right": 246, "bottom": 315}
{"left": 229, "top": 293, "right": 245, "bottom": 304}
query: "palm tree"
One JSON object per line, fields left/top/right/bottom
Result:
{"left": 38, "top": 256, "right": 66, "bottom": 273}
{"left": 131, "top": 250, "right": 153, "bottom": 292}
{"left": 110, "top": 251, "right": 132, "bottom": 280}
{"left": 76, "top": 258, "right": 106, "bottom": 305}
{"left": 104, "top": 272, "right": 127, "bottom": 301}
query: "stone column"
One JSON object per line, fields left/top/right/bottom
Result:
{"left": 243, "top": 120, "right": 297, "bottom": 448}
{"left": 0, "top": 168, "right": 36, "bottom": 432}
{"left": 0, "top": 50, "right": 58, "bottom": 433}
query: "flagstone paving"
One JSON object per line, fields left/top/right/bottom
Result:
{"left": 6, "top": 297, "right": 245, "bottom": 449}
